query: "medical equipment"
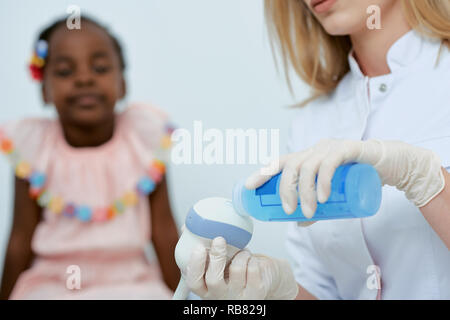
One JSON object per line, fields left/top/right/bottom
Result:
{"left": 233, "top": 163, "right": 382, "bottom": 221}
{"left": 173, "top": 197, "right": 253, "bottom": 300}
{"left": 172, "top": 163, "right": 381, "bottom": 299}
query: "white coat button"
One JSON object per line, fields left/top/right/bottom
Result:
{"left": 379, "top": 83, "right": 388, "bottom": 92}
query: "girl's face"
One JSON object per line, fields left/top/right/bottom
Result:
{"left": 303, "top": 0, "right": 400, "bottom": 36}
{"left": 42, "top": 22, "right": 126, "bottom": 128}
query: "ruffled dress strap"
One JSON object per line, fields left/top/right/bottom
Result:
{"left": 0, "top": 117, "right": 56, "bottom": 194}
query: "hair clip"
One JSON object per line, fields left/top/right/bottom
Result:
{"left": 29, "top": 40, "right": 48, "bottom": 81}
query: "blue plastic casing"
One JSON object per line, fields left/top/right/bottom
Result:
{"left": 185, "top": 206, "right": 252, "bottom": 249}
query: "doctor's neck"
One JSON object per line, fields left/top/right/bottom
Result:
{"left": 349, "top": 6, "right": 411, "bottom": 78}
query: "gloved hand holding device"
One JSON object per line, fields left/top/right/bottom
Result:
{"left": 185, "top": 237, "right": 299, "bottom": 300}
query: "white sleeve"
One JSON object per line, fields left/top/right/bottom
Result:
{"left": 286, "top": 222, "right": 340, "bottom": 300}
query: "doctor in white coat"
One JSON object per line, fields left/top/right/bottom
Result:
{"left": 184, "top": 0, "right": 450, "bottom": 299}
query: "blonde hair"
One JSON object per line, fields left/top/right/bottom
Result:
{"left": 265, "top": 0, "right": 450, "bottom": 106}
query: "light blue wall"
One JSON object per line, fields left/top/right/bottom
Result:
{"left": 0, "top": 0, "right": 309, "bottom": 278}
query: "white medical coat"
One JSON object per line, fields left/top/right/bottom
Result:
{"left": 286, "top": 30, "right": 450, "bottom": 300}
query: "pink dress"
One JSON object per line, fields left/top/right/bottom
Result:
{"left": 0, "top": 103, "right": 175, "bottom": 299}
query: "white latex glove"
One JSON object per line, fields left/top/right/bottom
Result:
{"left": 185, "top": 237, "right": 299, "bottom": 300}
{"left": 246, "top": 139, "right": 446, "bottom": 219}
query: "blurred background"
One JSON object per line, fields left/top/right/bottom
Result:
{"left": 0, "top": 0, "right": 309, "bottom": 278}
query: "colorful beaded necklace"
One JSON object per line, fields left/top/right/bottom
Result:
{"left": 0, "top": 123, "right": 174, "bottom": 223}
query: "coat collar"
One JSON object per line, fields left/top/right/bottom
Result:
{"left": 347, "top": 29, "right": 442, "bottom": 78}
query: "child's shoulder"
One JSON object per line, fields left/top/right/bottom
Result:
{"left": 119, "top": 102, "right": 175, "bottom": 152}
{"left": 119, "top": 102, "right": 170, "bottom": 128}
{"left": 1, "top": 115, "right": 55, "bottom": 132}
{"left": 0, "top": 116, "right": 59, "bottom": 182}
{"left": 0, "top": 116, "right": 57, "bottom": 152}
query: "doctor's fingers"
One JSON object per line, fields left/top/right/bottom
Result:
{"left": 241, "top": 256, "right": 270, "bottom": 299}
{"left": 314, "top": 140, "right": 364, "bottom": 203}
{"left": 298, "top": 153, "right": 333, "bottom": 219}
{"left": 287, "top": 140, "right": 359, "bottom": 218}
{"left": 228, "top": 250, "right": 252, "bottom": 298}
{"left": 316, "top": 153, "right": 346, "bottom": 203}
{"left": 278, "top": 150, "right": 315, "bottom": 215}
{"left": 245, "top": 154, "right": 292, "bottom": 190}
{"left": 186, "top": 243, "right": 209, "bottom": 297}
{"left": 205, "top": 237, "right": 228, "bottom": 298}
